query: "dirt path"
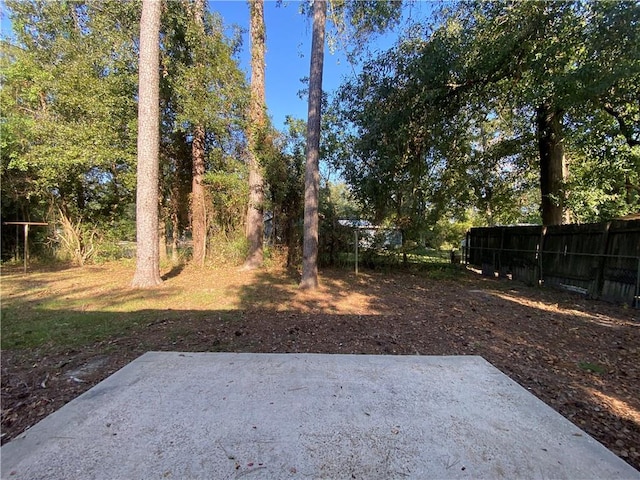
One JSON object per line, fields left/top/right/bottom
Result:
{"left": 2, "top": 265, "right": 639, "bottom": 470}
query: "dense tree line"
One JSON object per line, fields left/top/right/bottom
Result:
{"left": 1, "top": 0, "right": 251, "bottom": 268}
{"left": 333, "top": 0, "right": 639, "bottom": 239}
{"left": 2, "top": 0, "right": 637, "bottom": 281}
{"left": 1, "top": 1, "right": 140, "bottom": 257}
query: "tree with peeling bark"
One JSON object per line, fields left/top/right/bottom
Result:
{"left": 243, "top": 0, "right": 266, "bottom": 270}
{"left": 132, "top": 0, "right": 163, "bottom": 288}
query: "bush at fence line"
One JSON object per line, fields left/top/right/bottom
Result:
{"left": 318, "top": 222, "right": 353, "bottom": 267}
{"left": 429, "top": 216, "right": 474, "bottom": 251}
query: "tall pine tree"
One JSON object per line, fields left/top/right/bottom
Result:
{"left": 132, "top": 0, "right": 162, "bottom": 287}
{"left": 243, "top": 0, "right": 267, "bottom": 270}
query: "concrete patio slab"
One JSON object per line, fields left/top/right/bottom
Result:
{"left": 2, "top": 352, "right": 638, "bottom": 479}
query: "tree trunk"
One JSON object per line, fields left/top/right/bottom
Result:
{"left": 625, "top": 175, "right": 639, "bottom": 206}
{"left": 286, "top": 216, "right": 301, "bottom": 269}
{"left": 243, "top": 0, "right": 266, "bottom": 270}
{"left": 191, "top": 124, "right": 207, "bottom": 266}
{"left": 159, "top": 222, "right": 167, "bottom": 263}
{"left": 171, "top": 199, "right": 180, "bottom": 264}
{"left": 485, "top": 187, "right": 493, "bottom": 226}
{"left": 300, "top": 0, "right": 326, "bottom": 290}
{"left": 190, "top": 0, "right": 207, "bottom": 267}
{"left": 131, "top": 0, "right": 162, "bottom": 288}
{"left": 536, "top": 103, "right": 567, "bottom": 226}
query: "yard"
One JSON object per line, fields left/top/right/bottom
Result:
{"left": 1, "top": 261, "right": 638, "bottom": 470}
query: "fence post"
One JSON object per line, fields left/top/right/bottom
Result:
{"left": 23, "top": 223, "right": 29, "bottom": 274}
{"left": 592, "top": 222, "right": 611, "bottom": 299}
{"left": 538, "top": 226, "right": 547, "bottom": 286}
{"left": 465, "top": 231, "right": 470, "bottom": 265}
{"left": 492, "top": 250, "right": 496, "bottom": 276}
{"left": 498, "top": 226, "right": 507, "bottom": 277}
{"left": 635, "top": 257, "right": 640, "bottom": 308}
{"left": 354, "top": 228, "right": 359, "bottom": 276}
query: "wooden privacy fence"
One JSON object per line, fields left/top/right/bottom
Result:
{"left": 465, "top": 219, "right": 640, "bottom": 307}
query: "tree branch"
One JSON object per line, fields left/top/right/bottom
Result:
{"left": 602, "top": 102, "right": 640, "bottom": 148}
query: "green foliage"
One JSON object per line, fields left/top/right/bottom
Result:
{"left": 334, "top": 0, "right": 640, "bottom": 234}
{"left": 157, "top": 1, "right": 249, "bottom": 260}
{"left": 51, "top": 208, "right": 137, "bottom": 265}
{"left": 323, "top": 182, "right": 362, "bottom": 219}
{"left": 203, "top": 161, "right": 249, "bottom": 238}
{"left": 206, "top": 229, "right": 248, "bottom": 267}
{"left": 1, "top": 0, "right": 139, "bottom": 250}
{"left": 262, "top": 117, "right": 306, "bottom": 266}
{"left": 2, "top": 0, "right": 249, "bottom": 264}
{"left": 428, "top": 217, "right": 471, "bottom": 251}
{"left": 54, "top": 210, "right": 98, "bottom": 266}
{"left": 565, "top": 109, "right": 640, "bottom": 222}
{"left": 162, "top": 3, "right": 247, "bottom": 137}
{"left": 299, "top": 0, "right": 404, "bottom": 60}
{"left": 318, "top": 181, "right": 363, "bottom": 267}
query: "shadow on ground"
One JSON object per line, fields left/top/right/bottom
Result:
{"left": 1, "top": 264, "right": 639, "bottom": 469}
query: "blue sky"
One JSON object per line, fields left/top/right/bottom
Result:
{"left": 211, "top": 0, "right": 350, "bottom": 131}
{"left": 209, "top": 0, "right": 434, "bottom": 129}
{"left": 0, "top": 1, "right": 434, "bottom": 131}
{"left": 211, "top": 0, "right": 428, "bottom": 131}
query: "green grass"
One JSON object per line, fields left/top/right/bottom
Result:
{"left": 325, "top": 247, "right": 463, "bottom": 281}
{"left": 1, "top": 307, "right": 143, "bottom": 349}
{"left": 1, "top": 304, "right": 243, "bottom": 350}
{"left": 1, "top": 258, "right": 470, "bottom": 352}
{"left": 578, "top": 361, "right": 606, "bottom": 374}
{"left": 403, "top": 247, "right": 452, "bottom": 264}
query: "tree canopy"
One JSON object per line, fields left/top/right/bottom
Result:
{"left": 333, "top": 0, "right": 639, "bottom": 235}
{"left": 1, "top": 1, "right": 139, "bottom": 227}
{"left": 1, "top": 0, "right": 248, "bottom": 265}
{"left": 1, "top": 0, "right": 637, "bottom": 267}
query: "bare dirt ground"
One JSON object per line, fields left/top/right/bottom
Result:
{"left": 1, "top": 263, "right": 639, "bottom": 470}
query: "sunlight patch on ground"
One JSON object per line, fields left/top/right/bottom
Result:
{"left": 584, "top": 387, "right": 640, "bottom": 426}
{"left": 287, "top": 288, "right": 377, "bottom": 315}
{"left": 478, "top": 290, "right": 639, "bottom": 328}
{"left": 263, "top": 276, "right": 380, "bottom": 315}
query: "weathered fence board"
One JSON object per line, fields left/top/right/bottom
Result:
{"left": 467, "top": 219, "right": 640, "bottom": 307}
{"left": 602, "top": 220, "right": 640, "bottom": 303}
{"left": 542, "top": 223, "right": 606, "bottom": 295}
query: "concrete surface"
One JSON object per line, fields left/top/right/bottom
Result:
{"left": 1, "top": 352, "right": 638, "bottom": 479}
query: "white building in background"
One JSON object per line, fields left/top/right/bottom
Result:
{"left": 337, "top": 219, "right": 403, "bottom": 248}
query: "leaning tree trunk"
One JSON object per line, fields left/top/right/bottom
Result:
{"left": 536, "top": 103, "right": 567, "bottom": 226}
{"left": 243, "top": 0, "right": 266, "bottom": 270}
{"left": 300, "top": 0, "right": 326, "bottom": 290}
{"left": 131, "top": 0, "right": 163, "bottom": 288}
